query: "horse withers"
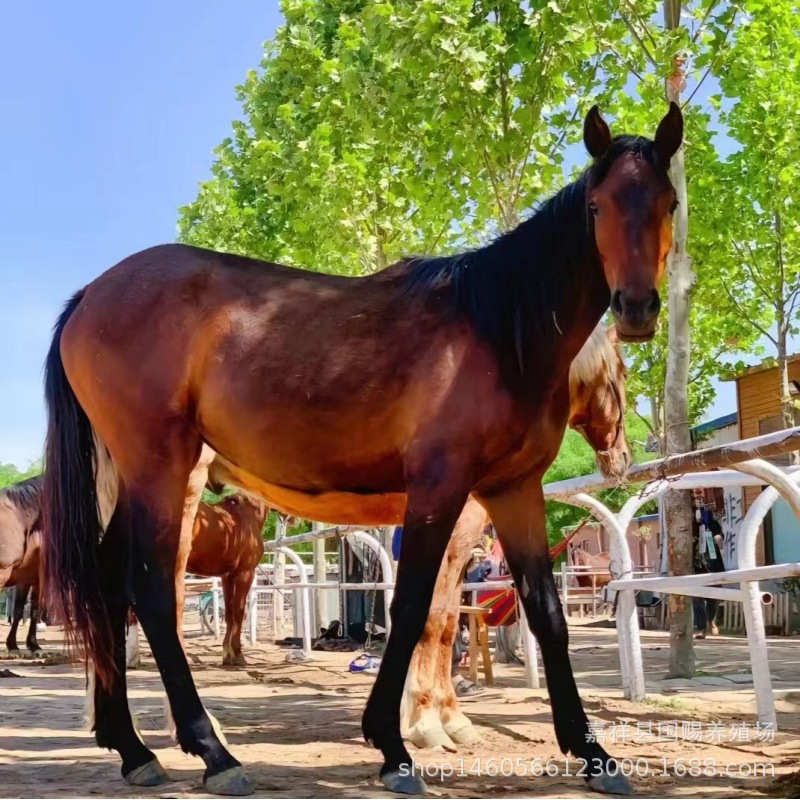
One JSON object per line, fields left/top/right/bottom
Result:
{"left": 42, "top": 104, "right": 681, "bottom": 796}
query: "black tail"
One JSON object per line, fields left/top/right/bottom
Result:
{"left": 42, "top": 289, "right": 115, "bottom": 685}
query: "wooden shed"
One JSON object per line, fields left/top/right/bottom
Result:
{"left": 727, "top": 355, "right": 800, "bottom": 565}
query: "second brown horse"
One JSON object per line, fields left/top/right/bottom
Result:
{"left": 126, "top": 491, "right": 268, "bottom": 669}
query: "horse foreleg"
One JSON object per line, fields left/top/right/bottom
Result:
{"left": 479, "top": 479, "right": 632, "bottom": 796}
{"left": 5, "top": 583, "right": 27, "bottom": 654}
{"left": 221, "top": 570, "right": 252, "bottom": 667}
{"left": 362, "top": 469, "right": 469, "bottom": 795}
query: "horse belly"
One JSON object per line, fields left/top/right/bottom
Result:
{"left": 217, "top": 464, "right": 406, "bottom": 525}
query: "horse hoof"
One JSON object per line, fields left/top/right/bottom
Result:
{"left": 222, "top": 654, "right": 247, "bottom": 667}
{"left": 407, "top": 723, "right": 457, "bottom": 752}
{"left": 123, "top": 759, "right": 169, "bottom": 787}
{"left": 381, "top": 769, "right": 427, "bottom": 795}
{"left": 7, "top": 649, "right": 21, "bottom": 657}
{"left": 587, "top": 771, "right": 633, "bottom": 795}
{"left": 445, "top": 720, "right": 481, "bottom": 746}
{"left": 204, "top": 766, "right": 254, "bottom": 796}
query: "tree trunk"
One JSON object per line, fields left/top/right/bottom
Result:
{"left": 663, "top": 0, "right": 696, "bottom": 679}
{"left": 774, "top": 208, "right": 799, "bottom": 466}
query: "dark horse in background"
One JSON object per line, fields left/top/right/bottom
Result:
{"left": 0, "top": 476, "right": 45, "bottom": 654}
{"left": 43, "top": 104, "right": 682, "bottom": 796}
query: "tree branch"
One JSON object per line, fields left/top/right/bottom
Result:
{"left": 730, "top": 238, "right": 777, "bottom": 304}
{"left": 720, "top": 280, "right": 777, "bottom": 345}
{"left": 683, "top": 9, "right": 738, "bottom": 107}
{"left": 582, "top": 0, "right": 645, "bottom": 82}
{"left": 691, "top": 0, "right": 723, "bottom": 44}
{"left": 482, "top": 148, "right": 511, "bottom": 231}
{"left": 619, "top": 6, "right": 658, "bottom": 68}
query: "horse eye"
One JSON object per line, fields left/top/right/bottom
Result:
{"left": 588, "top": 201, "right": 599, "bottom": 216}
{"left": 670, "top": 198, "right": 679, "bottom": 214}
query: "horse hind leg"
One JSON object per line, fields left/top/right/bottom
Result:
{"left": 89, "top": 498, "right": 166, "bottom": 786}
{"left": 128, "top": 475, "right": 250, "bottom": 796}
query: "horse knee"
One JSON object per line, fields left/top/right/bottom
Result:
{"left": 526, "top": 604, "right": 568, "bottom": 645}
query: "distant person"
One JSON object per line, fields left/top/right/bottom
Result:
{"left": 692, "top": 506, "right": 725, "bottom": 639}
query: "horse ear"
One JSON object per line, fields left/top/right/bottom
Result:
{"left": 654, "top": 101, "right": 683, "bottom": 164}
{"left": 605, "top": 324, "right": 620, "bottom": 345}
{"left": 584, "top": 106, "right": 612, "bottom": 159}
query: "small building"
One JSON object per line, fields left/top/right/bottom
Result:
{"left": 727, "top": 355, "right": 800, "bottom": 566}
{"left": 565, "top": 513, "right": 660, "bottom": 570}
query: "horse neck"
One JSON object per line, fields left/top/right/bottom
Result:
{"left": 467, "top": 179, "right": 610, "bottom": 392}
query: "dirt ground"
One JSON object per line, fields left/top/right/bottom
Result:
{"left": 0, "top": 619, "right": 798, "bottom": 798}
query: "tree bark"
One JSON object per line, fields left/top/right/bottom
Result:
{"left": 777, "top": 327, "right": 799, "bottom": 466}
{"left": 663, "top": 0, "right": 696, "bottom": 679}
{"left": 774, "top": 211, "right": 799, "bottom": 466}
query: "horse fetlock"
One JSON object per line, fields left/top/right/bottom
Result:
{"left": 221, "top": 648, "right": 247, "bottom": 667}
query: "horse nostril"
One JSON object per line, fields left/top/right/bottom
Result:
{"left": 647, "top": 289, "right": 661, "bottom": 316}
{"left": 610, "top": 290, "right": 624, "bottom": 317}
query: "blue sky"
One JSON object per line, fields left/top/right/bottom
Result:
{"left": 0, "top": 2, "right": 282, "bottom": 466}
{"left": 0, "top": 4, "right": 784, "bottom": 468}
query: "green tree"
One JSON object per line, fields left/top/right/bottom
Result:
{"left": 693, "top": 0, "right": 800, "bottom": 461}
{"left": 0, "top": 462, "right": 41, "bottom": 490}
{"left": 179, "top": 0, "right": 464, "bottom": 274}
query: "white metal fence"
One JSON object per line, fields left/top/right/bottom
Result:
{"left": 188, "top": 426, "right": 800, "bottom": 731}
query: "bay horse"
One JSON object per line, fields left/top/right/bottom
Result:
{"left": 0, "top": 477, "right": 45, "bottom": 654}
{"left": 570, "top": 545, "right": 614, "bottom": 589}
{"left": 125, "top": 489, "right": 268, "bottom": 669}
{"left": 404, "top": 324, "right": 630, "bottom": 750}
{"left": 43, "top": 104, "right": 681, "bottom": 796}
{"left": 185, "top": 492, "right": 268, "bottom": 665}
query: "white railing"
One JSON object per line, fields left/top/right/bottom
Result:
{"left": 190, "top": 426, "right": 800, "bottom": 724}
{"left": 544, "top": 426, "right": 800, "bottom": 730}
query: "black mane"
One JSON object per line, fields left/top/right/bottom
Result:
{"left": 1, "top": 475, "right": 44, "bottom": 515}
{"left": 400, "top": 135, "right": 667, "bottom": 383}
